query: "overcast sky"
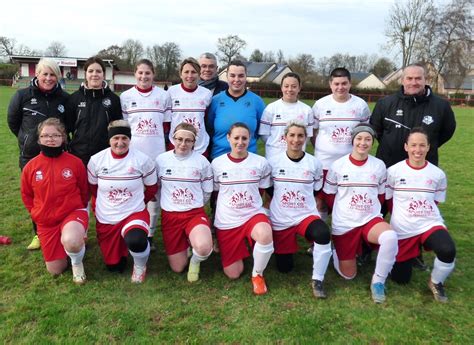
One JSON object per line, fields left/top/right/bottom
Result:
{"left": 2, "top": 0, "right": 404, "bottom": 64}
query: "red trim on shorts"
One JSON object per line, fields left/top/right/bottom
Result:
{"left": 396, "top": 226, "right": 447, "bottom": 262}
{"left": 332, "top": 217, "right": 384, "bottom": 260}
{"left": 273, "top": 215, "right": 319, "bottom": 254}
{"left": 216, "top": 213, "right": 270, "bottom": 268}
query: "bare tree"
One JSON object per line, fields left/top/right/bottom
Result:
{"left": 122, "top": 39, "right": 144, "bottom": 70}
{"left": 276, "top": 49, "right": 285, "bottom": 64}
{"left": 45, "top": 41, "right": 67, "bottom": 57}
{"left": 147, "top": 42, "right": 182, "bottom": 80}
{"left": 288, "top": 53, "right": 316, "bottom": 83}
{"left": 415, "top": 0, "right": 472, "bottom": 90}
{"left": 262, "top": 51, "right": 276, "bottom": 63}
{"left": 216, "top": 34, "right": 247, "bottom": 67}
{"left": 385, "top": 0, "right": 435, "bottom": 67}
{"left": 0, "top": 36, "right": 39, "bottom": 56}
{"left": 316, "top": 53, "right": 378, "bottom": 77}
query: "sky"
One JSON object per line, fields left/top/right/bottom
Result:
{"left": 1, "top": 0, "right": 401, "bottom": 64}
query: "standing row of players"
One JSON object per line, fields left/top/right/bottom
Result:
{"left": 9, "top": 55, "right": 456, "bottom": 303}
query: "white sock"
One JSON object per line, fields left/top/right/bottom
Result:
{"left": 431, "top": 257, "right": 455, "bottom": 284}
{"left": 190, "top": 248, "right": 212, "bottom": 264}
{"left": 129, "top": 242, "right": 150, "bottom": 268}
{"left": 372, "top": 230, "right": 398, "bottom": 284}
{"left": 65, "top": 245, "right": 85, "bottom": 266}
{"left": 252, "top": 241, "right": 274, "bottom": 277}
{"left": 147, "top": 200, "right": 160, "bottom": 237}
{"left": 312, "top": 243, "right": 332, "bottom": 281}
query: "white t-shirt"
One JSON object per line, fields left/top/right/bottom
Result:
{"left": 386, "top": 160, "right": 447, "bottom": 239}
{"left": 313, "top": 94, "right": 370, "bottom": 169}
{"left": 156, "top": 150, "right": 213, "bottom": 212}
{"left": 167, "top": 84, "right": 212, "bottom": 154}
{"left": 268, "top": 153, "right": 323, "bottom": 230}
{"left": 258, "top": 99, "right": 314, "bottom": 158}
{"left": 323, "top": 154, "right": 386, "bottom": 235}
{"left": 88, "top": 148, "right": 157, "bottom": 224}
{"left": 120, "top": 86, "right": 172, "bottom": 160}
{"left": 212, "top": 153, "right": 271, "bottom": 229}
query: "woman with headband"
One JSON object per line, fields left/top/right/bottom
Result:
{"left": 323, "top": 123, "right": 398, "bottom": 304}
{"left": 87, "top": 120, "right": 158, "bottom": 283}
{"left": 156, "top": 123, "right": 213, "bottom": 282}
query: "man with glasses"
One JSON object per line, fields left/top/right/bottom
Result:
{"left": 198, "top": 52, "right": 228, "bottom": 96}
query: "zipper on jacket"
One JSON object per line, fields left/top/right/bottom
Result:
{"left": 21, "top": 134, "right": 29, "bottom": 156}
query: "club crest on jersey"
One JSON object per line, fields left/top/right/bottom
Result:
{"left": 422, "top": 115, "right": 434, "bottom": 125}
{"left": 349, "top": 192, "right": 373, "bottom": 211}
{"left": 192, "top": 169, "right": 200, "bottom": 177}
{"left": 249, "top": 169, "right": 257, "bottom": 176}
{"left": 425, "top": 179, "right": 433, "bottom": 186}
{"left": 183, "top": 117, "right": 201, "bottom": 129}
{"left": 57, "top": 104, "right": 65, "bottom": 113}
{"left": 244, "top": 101, "right": 251, "bottom": 107}
{"left": 331, "top": 127, "right": 351, "bottom": 143}
{"left": 62, "top": 168, "right": 73, "bottom": 180}
{"left": 127, "top": 166, "right": 137, "bottom": 174}
{"left": 107, "top": 187, "right": 133, "bottom": 204}
{"left": 31, "top": 98, "right": 38, "bottom": 105}
{"left": 102, "top": 98, "right": 112, "bottom": 108}
{"left": 35, "top": 170, "right": 43, "bottom": 181}
{"left": 280, "top": 190, "right": 306, "bottom": 208}
{"left": 408, "top": 198, "right": 434, "bottom": 217}
{"left": 199, "top": 100, "right": 205, "bottom": 106}
{"left": 154, "top": 100, "right": 160, "bottom": 106}
{"left": 396, "top": 109, "right": 403, "bottom": 117}
{"left": 136, "top": 118, "right": 158, "bottom": 135}
{"left": 172, "top": 187, "right": 195, "bottom": 205}
{"left": 229, "top": 191, "right": 253, "bottom": 209}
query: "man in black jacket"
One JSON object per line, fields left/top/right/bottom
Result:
{"left": 370, "top": 63, "right": 456, "bottom": 270}
{"left": 370, "top": 63, "right": 456, "bottom": 168}
{"left": 198, "top": 52, "right": 228, "bottom": 96}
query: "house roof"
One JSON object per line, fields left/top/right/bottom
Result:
{"left": 350, "top": 72, "right": 371, "bottom": 83}
{"left": 443, "top": 75, "right": 473, "bottom": 90}
{"left": 262, "top": 64, "right": 289, "bottom": 82}
{"left": 243, "top": 62, "right": 275, "bottom": 78}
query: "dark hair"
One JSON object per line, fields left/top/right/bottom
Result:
{"left": 135, "top": 59, "right": 155, "bottom": 74}
{"left": 180, "top": 57, "right": 200, "bottom": 74}
{"left": 228, "top": 60, "right": 247, "bottom": 73}
{"left": 330, "top": 67, "right": 351, "bottom": 81}
{"left": 84, "top": 56, "right": 106, "bottom": 73}
{"left": 281, "top": 72, "right": 301, "bottom": 87}
{"left": 406, "top": 127, "right": 430, "bottom": 144}
{"left": 227, "top": 122, "right": 250, "bottom": 135}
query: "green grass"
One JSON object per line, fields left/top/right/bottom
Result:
{"left": 1, "top": 87, "right": 473, "bottom": 343}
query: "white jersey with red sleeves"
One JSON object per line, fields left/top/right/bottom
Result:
{"left": 313, "top": 94, "right": 370, "bottom": 169}
{"left": 212, "top": 153, "right": 271, "bottom": 229}
{"left": 386, "top": 160, "right": 446, "bottom": 239}
{"left": 324, "top": 154, "right": 386, "bottom": 235}
{"left": 120, "top": 86, "right": 172, "bottom": 160}
{"left": 167, "top": 84, "right": 212, "bottom": 154}
{"left": 268, "top": 153, "right": 323, "bottom": 230}
{"left": 87, "top": 148, "right": 157, "bottom": 224}
{"left": 259, "top": 99, "right": 314, "bottom": 158}
{"left": 156, "top": 150, "right": 213, "bottom": 212}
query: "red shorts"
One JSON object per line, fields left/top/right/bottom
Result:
{"left": 396, "top": 226, "right": 447, "bottom": 262}
{"left": 332, "top": 217, "right": 384, "bottom": 260}
{"left": 273, "top": 215, "right": 319, "bottom": 254}
{"left": 161, "top": 207, "right": 210, "bottom": 255}
{"left": 95, "top": 209, "right": 149, "bottom": 265}
{"left": 216, "top": 214, "right": 270, "bottom": 268}
{"left": 37, "top": 209, "right": 89, "bottom": 262}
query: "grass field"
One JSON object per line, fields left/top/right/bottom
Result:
{"left": 1, "top": 86, "right": 473, "bottom": 343}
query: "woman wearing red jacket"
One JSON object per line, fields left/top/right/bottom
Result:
{"left": 21, "top": 118, "right": 89, "bottom": 284}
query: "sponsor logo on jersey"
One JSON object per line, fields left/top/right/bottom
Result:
{"left": 136, "top": 118, "right": 159, "bottom": 135}
{"left": 107, "top": 187, "right": 132, "bottom": 204}
{"left": 102, "top": 98, "right": 112, "bottom": 108}
{"left": 408, "top": 198, "right": 434, "bottom": 217}
{"left": 343, "top": 174, "right": 349, "bottom": 181}
{"left": 280, "top": 190, "right": 306, "bottom": 209}
{"left": 174, "top": 100, "right": 180, "bottom": 106}
{"left": 172, "top": 187, "right": 195, "bottom": 205}
{"left": 62, "top": 168, "right": 73, "bottom": 180}
{"left": 31, "top": 98, "right": 38, "bottom": 105}
{"left": 35, "top": 170, "right": 43, "bottom": 181}
{"left": 219, "top": 101, "right": 225, "bottom": 107}
{"left": 422, "top": 115, "right": 434, "bottom": 125}
{"left": 79, "top": 102, "right": 86, "bottom": 108}
{"left": 100, "top": 168, "right": 109, "bottom": 175}
{"left": 183, "top": 116, "right": 201, "bottom": 130}
{"left": 278, "top": 169, "right": 286, "bottom": 175}
{"left": 278, "top": 135, "right": 287, "bottom": 144}
{"left": 57, "top": 104, "right": 65, "bottom": 113}
{"left": 331, "top": 126, "right": 351, "bottom": 144}
{"left": 165, "top": 169, "right": 172, "bottom": 175}
{"left": 245, "top": 101, "right": 251, "bottom": 107}
{"left": 276, "top": 114, "right": 282, "bottom": 120}
{"left": 131, "top": 102, "right": 137, "bottom": 108}
{"left": 349, "top": 192, "right": 373, "bottom": 211}
{"left": 325, "top": 110, "right": 331, "bottom": 115}
{"left": 229, "top": 191, "right": 254, "bottom": 209}
{"left": 396, "top": 109, "right": 403, "bottom": 117}
{"left": 400, "top": 178, "right": 406, "bottom": 185}
{"left": 222, "top": 172, "right": 228, "bottom": 178}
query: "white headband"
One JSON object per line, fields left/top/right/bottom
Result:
{"left": 174, "top": 129, "right": 196, "bottom": 138}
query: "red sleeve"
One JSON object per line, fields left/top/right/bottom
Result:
{"left": 321, "top": 191, "right": 335, "bottom": 212}
{"left": 163, "top": 122, "right": 170, "bottom": 136}
{"left": 386, "top": 198, "right": 393, "bottom": 214}
{"left": 20, "top": 167, "right": 34, "bottom": 213}
{"left": 76, "top": 161, "right": 90, "bottom": 207}
{"left": 89, "top": 183, "right": 98, "bottom": 199}
{"left": 378, "top": 194, "right": 385, "bottom": 205}
{"left": 144, "top": 183, "right": 158, "bottom": 204}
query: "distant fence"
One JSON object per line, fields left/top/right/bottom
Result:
{"left": 0, "top": 78, "right": 12, "bottom": 86}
